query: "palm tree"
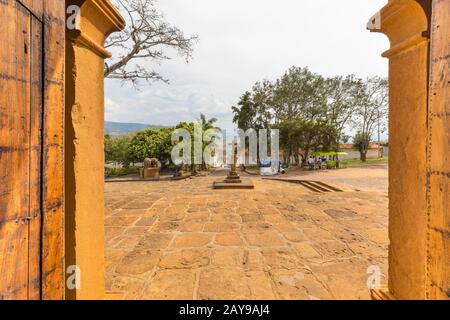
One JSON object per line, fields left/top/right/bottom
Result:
{"left": 199, "top": 113, "right": 219, "bottom": 132}
{"left": 197, "top": 114, "right": 220, "bottom": 171}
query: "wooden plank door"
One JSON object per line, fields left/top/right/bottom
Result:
{"left": 0, "top": 0, "right": 65, "bottom": 300}
{"left": 0, "top": 0, "right": 43, "bottom": 300}
{"left": 427, "top": 0, "right": 450, "bottom": 300}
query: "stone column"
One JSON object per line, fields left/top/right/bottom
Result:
{"left": 65, "top": 0, "right": 125, "bottom": 300}
{"left": 368, "top": 0, "right": 435, "bottom": 300}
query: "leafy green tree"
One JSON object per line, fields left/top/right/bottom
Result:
{"left": 230, "top": 67, "right": 388, "bottom": 166}
{"left": 105, "top": 115, "right": 222, "bottom": 172}
{"left": 324, "top": 75, "right": 362, "bottom": 147}
{"left": 104, "top": 134, "right": 133, "bottom": 167}
{"left": 353, "top": 132, "right": 371, "bottom": 161}
{"left": 198, "top": 113, "right": 219, "bottom": 132}
{"left": 174, "top": 121, "right": 195, "bottom": 170}
{"left": 197, "top": 114, "right": 220, "bottom": 170}
{"left": 274, "top": 117, "right": 338, "bottom": 165}
{"left": 251, "top": 81, "right": 274, "bottom": 130}
{"left": 272, "top": 67, "right": 327, "bottom": 121}
{"left": 128, "top": 128, "right": 174, "bottom": 164}
{"left": 174, "top": 115, "right": 221, "bottom": 171}
{"left": 232, "top": 92, "right": 257, "bottom": 131}
{"left": 105, "top": 134, "right": 113, "bottom": 163}
{"left": 232, "top": 67, "right": 340, "bottom": 165}
{"left": 351, "top": 76, "right": 388, "bottom": 161}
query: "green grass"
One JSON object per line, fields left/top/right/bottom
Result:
{"left": 243, "top": 165, "right": 260, "bottom": 175}
{"left": 241, "top": 157, "right": 388, "bottom": 173}
{"left": 345, "top": 157, "right": 388, "bottom": 167}
{"left": 105, "top": 166, "right": 140, "bottom": 177}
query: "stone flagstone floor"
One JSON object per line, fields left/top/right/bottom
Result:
{"left": 104, "top": 166, "right": 389, "bottom": 300}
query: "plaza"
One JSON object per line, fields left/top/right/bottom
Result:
{"left": 104, "top": 165, "right": 389, "bottom": 300}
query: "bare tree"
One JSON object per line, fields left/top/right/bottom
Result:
{"left": 352, "top": 76, "right": 388, "bottom": 161}
{"left": 105, "top": 0, "right": 199, "bottom": 87}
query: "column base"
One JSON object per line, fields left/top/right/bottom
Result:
{"left": 371, "top": 288, "right": 395, "bottom": 300}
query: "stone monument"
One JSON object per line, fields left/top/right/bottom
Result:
{"left": 140, "top": 158, "right": 161, "bottom": 180}
{"left": 213, "top": 144, "right": 254, "bottom": 189}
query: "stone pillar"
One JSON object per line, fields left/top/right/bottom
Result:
{"left": 368, "top": 0, "right": 449, "bottom": 300}
{"left": 367, "top": 0, "right": 430, "bottom": 300}
{"left": 65, "top": 0, "right": 125, "bottom": 299}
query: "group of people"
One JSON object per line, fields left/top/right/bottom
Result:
{"left": 307, "top": 156, "right": 328, "bottom": 170}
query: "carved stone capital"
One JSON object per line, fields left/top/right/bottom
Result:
{"left": 68, "top": 0, "right": 125, "bottom": 59}
{"left": 367, "top": 0, "right": 430, "bottom": 58}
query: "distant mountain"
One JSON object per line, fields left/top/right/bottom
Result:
{"left": 105, "top": 121, "right": 169, "bottom": 136}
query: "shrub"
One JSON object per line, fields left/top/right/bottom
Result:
{"left": 105, "top": 166, "right": 139, "bottom": 177}
{"left": 339, "top": 160, "right": 348, "bottom": 168}
{"left": 326, "top": 160, "right": 337, "bottom": 169}
{"left": 128, "top": 128, "right": 174, "bottom": 165}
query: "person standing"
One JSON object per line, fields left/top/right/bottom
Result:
{"left": 308, "top": 157, "right": 314, "bottom": 170}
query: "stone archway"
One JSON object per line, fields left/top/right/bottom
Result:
{"left": 0, "top": 0, "right": 446, "bottom": 301}
{"left": 55, "top": 0, "right": 450, "bottom": 301}
{"left": 368, "top": 0, "right": 449, "bottom": 300}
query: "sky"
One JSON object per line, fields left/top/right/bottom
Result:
{"left": 105, "top": 0, "right": 389, "bottom": 133}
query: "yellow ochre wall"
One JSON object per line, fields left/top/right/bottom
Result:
{"left": 369, "top": 0, "right": 449, "bottom": 300}
{"left": 65, "top": 0, "right": 125, "bottom": 300}
{"left": 60, "top": 0, "right": 447, "bottom": 301}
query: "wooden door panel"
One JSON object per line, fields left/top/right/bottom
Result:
{"left": 0, "top": 222, "right": 29, "bottom": 299}
{"left": 40, "top": 0, "right": 65, "bottom": 300}
{"left": 0, "top": 0, "right": 31, "bottom": 224}
{"left": 0, "top": 0, "right": 43, "bottom": 300}
{"left": 1, "top": 0, "right": 64, "bottom": 300}
{"left": 28, "top": 15, "right": 44, "bottom": 300}
{"left": 17, "top": 0, "right": 44, "bottom": 20}
{"left": 0, "top": 0, "right": 32, "bottom": 300}
{"left": 427, "top": 0, "right": 450, "bottom": 300}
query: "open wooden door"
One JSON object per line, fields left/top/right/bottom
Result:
{"left": 0, "top": 0, "right": 65, "bottom": 300}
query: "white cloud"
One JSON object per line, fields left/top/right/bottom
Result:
{"left": 105, "top": 0, "right": 389, "bottom": 131}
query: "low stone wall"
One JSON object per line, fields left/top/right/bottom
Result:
{"left": 339, "top": 149, "right": 380, "bottom": 160}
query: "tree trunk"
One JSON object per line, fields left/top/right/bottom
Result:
{"left": 293, "top": 148, "right": 299, "bottom": 165}
{"left": 303, "top": 148, "right": 310, "bottom": 167}
{"left": 283, "top": 149, "right": 290, "bottom": 167}
{"left": 360, "top": 151, "right": 367, "bottom": 162}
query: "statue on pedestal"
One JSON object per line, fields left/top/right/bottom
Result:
{"left": 213, "top": 143, "right": 254, "bottom": 189}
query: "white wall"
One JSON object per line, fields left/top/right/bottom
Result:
{"left": 340, "top": 149, "right": 380, "bottom": 160}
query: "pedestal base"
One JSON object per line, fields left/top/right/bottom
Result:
{"left": 213, "top": 180, "right": 255, "bottom": 189}
{"left": 214, "top": 168, "right": 255, "bottom": 189}
{"left": 224, "top": 175, "right": 242, "bottom": 183}
{"left": 139, "top": 168, "right": 160, "bottom": 180}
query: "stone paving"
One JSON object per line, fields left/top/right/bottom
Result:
{"left": 104, "top": 165, "right": 389, "bottom": 300}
